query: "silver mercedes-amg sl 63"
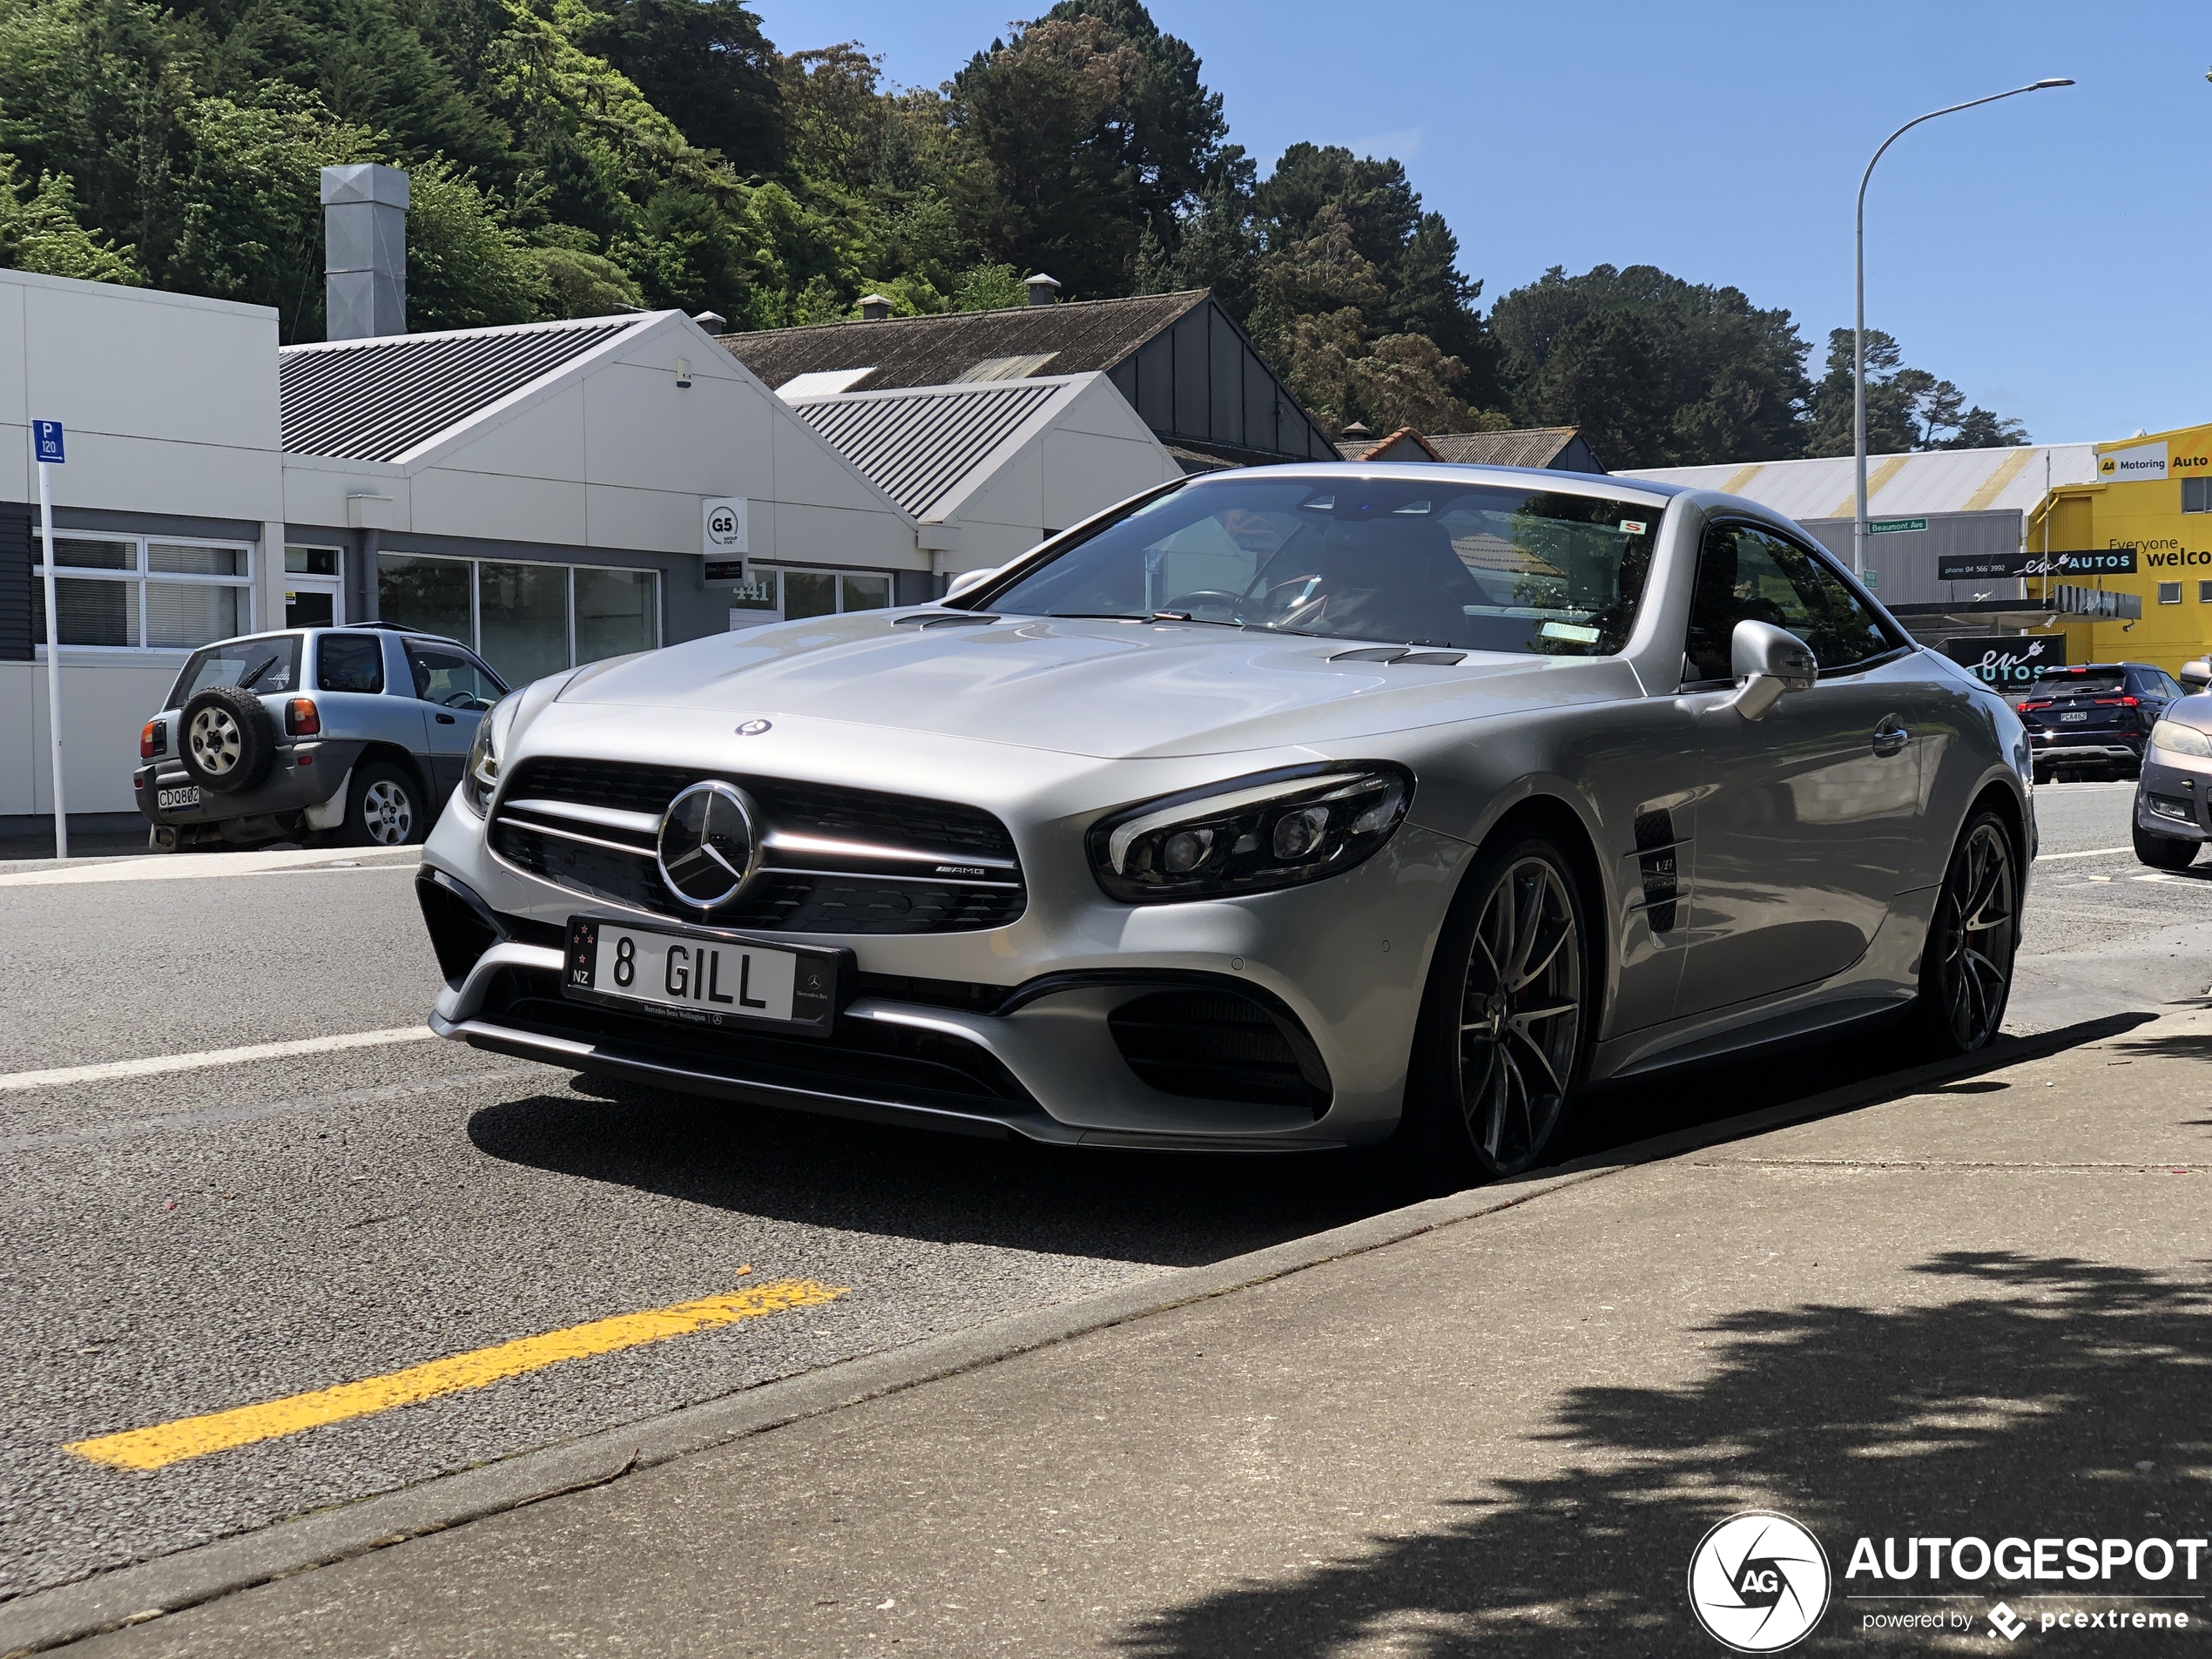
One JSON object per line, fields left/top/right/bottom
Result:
{"left": 415, "top": 463, "right": 2033, "bottom": 1182}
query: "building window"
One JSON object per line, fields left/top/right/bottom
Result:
{"left": 2158, "top": 581, "right": 2183, "bottom": 605}
{"left": 2200, "top": 580, "right": 2212, "bottom": 604}
{"left": 376, "top": 552, "right": 658, "bottom": 683}
{"left": 729, "top": 566, "right": 894, "bottom": 631}
{"left": 2184, "top": 477, "right": 2212, "bottom": 514}
{"left": 33, "top": 531, "right": 253, "bottom": 651}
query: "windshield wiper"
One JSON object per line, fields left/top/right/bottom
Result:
{"left": 1049, "top": 610, "right": 1242, "bottom": 627}
{"left": 235, "top": 652, "right": 280, "bottom": 692}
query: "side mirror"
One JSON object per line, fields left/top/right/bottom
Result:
{"left": 944, "top": 566, "right": 1001, "bottom": 602}
{"left": 1723, "top": 619, "right": 1817, "bottom": 721}
{"left": 2182, "top": 659, "right": 2210, "bottom": 693}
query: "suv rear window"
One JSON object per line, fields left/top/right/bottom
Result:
{"left": 317, "top": 633, "right": 386, "bottom": 693}
{"left": 168, "top": 636, "right": 301, "bottom": 708}
{"left": 2032, "top": 668, "right": 2127, "bottom": 697}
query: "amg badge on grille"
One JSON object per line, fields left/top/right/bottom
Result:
{"left": 656, "top": 780, "right": 759, "bottom": 907}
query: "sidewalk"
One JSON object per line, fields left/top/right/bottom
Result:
{"left": 52, "top": 1007, "right": 2212, "bottom": 1657}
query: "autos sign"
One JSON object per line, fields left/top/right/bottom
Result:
{"left": 1942, "top": 633, "right": 2064, "bottom": 691}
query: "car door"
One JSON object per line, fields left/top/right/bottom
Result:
{"left": 403, "top": 640, "right": 509, "bottom": 796}
{"left": 1669, "top": 522, "right": 1928, "bottom": 1021}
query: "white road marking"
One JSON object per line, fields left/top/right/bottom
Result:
{"left": 2038, "top": 846, "right": 2130, "bottom": 861}
{"left": 0, "top": 1027, "right": 436, "bottom": 1094}
{"left": 0, "top": 847, "right": 419, "bottom": 889}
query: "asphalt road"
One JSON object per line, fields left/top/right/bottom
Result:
{"left": 0, "top": 780, "right": 2201, "bottom": 1608}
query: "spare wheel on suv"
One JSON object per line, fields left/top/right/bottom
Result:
{"left": 179, "top": 685, "right": 277, "bottom": 793}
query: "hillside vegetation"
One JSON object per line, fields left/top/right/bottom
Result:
{"left": 0, "top": 0, "right": 2025, "bottom": 462}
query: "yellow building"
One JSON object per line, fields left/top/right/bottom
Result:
{"left": 2029, "top": 420, "right": 2212, "bottom": 673}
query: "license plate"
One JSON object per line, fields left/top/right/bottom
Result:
{"left": 561, "top": 916, "right": 840, "bottom": 1035}
{"left": 2060, "top": 711, "right": 2089, "bottom": 723}
{"left": 157, "top": 785, "right": 201, "bottom": 811}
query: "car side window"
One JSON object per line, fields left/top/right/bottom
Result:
{"left": 405, "top": 644, "right": 506, "bottom": 710}
{"left": 317, "top": 633, "right": 385, "bottom": 694}
{"left": 1685, "top": 523, "right": 1898, "bottom": 683}
{"left": 2155, "top": 671, "right": 2183, "bottom": 701}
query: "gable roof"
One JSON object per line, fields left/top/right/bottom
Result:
{"left": 280, "top": 317, "right": 644, "bottom": 462}
{"left": 1425, "top": 428, "right": 1599, "bottom": 470}
{"left": 1337, "top": 426, "right": 1445, "bottom": 462}
{"left": 785, "top": 378, "right": 1069, "bottom": 521}
{"left": 722, "top": 292, "right": 1211, "bottom": 395}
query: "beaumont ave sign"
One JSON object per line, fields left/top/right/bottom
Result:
{"left": 1867, "top": 517, "right": 1926, "bottom": 535}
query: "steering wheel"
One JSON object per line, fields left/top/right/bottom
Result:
{"left": 441, "top": 691, "right": 479, "bottom": 709}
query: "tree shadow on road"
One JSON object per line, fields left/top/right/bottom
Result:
{"left": 1114, "top": 1252, "right": 2212, "bottom": 1657}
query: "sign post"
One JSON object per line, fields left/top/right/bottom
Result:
{"left": 32, "top": 420, "right": 65, "bottom": 860}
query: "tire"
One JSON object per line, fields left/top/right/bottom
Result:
{"left": 2134, "top": 824, "right": 2199, "bottom": 870}
{"left": 341, "top": 761, "right": 424, "bottom": 846}
{"left": 2032, "top": 765, "right": 2052, "bottom": 786}
{"left": 179, "top": 685, "right": 276, "bottom": 794}
{"left": 1391, "top": 831, "right": 1595, "bottom": 1190}
{"left": 1908, "top": 810, "right": 2019, "bottom": 1055}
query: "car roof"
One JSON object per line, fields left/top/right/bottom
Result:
{"left": 2033, "top": 662, "right": 2161, "bottom": 674}
{"left": 185, "top": 625, "right": 471, "bottom": 650}
{"left": 1192, "top": 459, "right": 1683, "bottom": 505}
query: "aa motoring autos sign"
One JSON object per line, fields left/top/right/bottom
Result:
{"left": 1943, "top": 633, "right": 2064, "bottom": 691}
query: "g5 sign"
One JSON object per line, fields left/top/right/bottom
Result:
{"left": 702, "top": 496, "right": 749, "bottom": 555}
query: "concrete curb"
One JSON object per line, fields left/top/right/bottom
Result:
{"left": 0, "top": 1013, "right": 2149, "bottom": 1655}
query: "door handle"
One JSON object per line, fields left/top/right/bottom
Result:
{"left": 435, "top": 712, "right": 455, "bottom": 725}
{"left": 1871, "top": 718, "right": 1909, "bottom": 758}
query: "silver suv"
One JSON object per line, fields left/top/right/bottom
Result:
{"left": 134, "top": 626, "right": 509, "bottom": 850}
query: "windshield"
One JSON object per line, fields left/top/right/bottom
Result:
{"left": 167, "top": 636, "right": 301, "bottom": 709}
{"left": 977, "top": 476, "right": 1664, "bottom": 656}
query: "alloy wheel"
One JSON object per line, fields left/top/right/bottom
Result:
{"left": 1934, "top": 821, "right": 2014, "bottom": 1049}
{"left": 188, "top": 707, "right": 242, "bottom": 776}
{"left": 1456, "top": 853, "right": 1582, "bottom": 1174}
{"left": 362, "top": 780, "right": 414, "bottom": 846}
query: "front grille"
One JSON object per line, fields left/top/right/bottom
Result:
{"left": 489, "top": 757, "right": 1026, "bottom": 934}
{"left": 479, "top": 964, "right": 1036, "bottom": 1112}
{"left": 1108, "top": 988, "right": 1332, "bottom": 1116}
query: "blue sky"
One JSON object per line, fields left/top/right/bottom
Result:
{"left": 750, "top": 0, "right": 2212, "bottom": 449}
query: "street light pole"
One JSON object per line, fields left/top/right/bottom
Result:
{"left": 1854, "top": 78, "right": 2073, "bottom": 581}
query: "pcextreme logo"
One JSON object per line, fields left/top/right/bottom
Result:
{"left": 1688, "top": 1511, "right": 1831, "bottom": 1652}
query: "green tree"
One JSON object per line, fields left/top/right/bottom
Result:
{"left": 1805, "top": 328, "right": 2028, "bottom": 454}
{"left": 575, "top": 0, "right": 781, "bottom": 173}
{"left": 0, "top": 156, "right": 142, "bottom": 281}
{"left": 405, "top": 154, "right": 546, "bottom": 327}
{"left": 1490, "top": 264, "right": 1811, "bottom": 468}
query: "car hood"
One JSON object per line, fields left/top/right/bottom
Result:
{"left": 554, "top": 612, "right": 1642, "bottom": 760}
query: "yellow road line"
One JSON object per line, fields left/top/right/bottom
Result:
{"left": 68, "top": 1279, "right": 847, "bottom": 1471}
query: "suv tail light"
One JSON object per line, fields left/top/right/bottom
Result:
{"left": 139, "top": 719, "right": 164, "bottom": 759}
{"left": 286, "top": 698, "right": 320, "bottom": 737}
{"left": 2091, "top": 695, "right": 2139, "bottom": 707}
{"left": 2017, "top": 700, "right": 2052, "bottom": 712}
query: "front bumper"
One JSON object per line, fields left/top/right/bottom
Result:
{"left": 2137, "top": 749, "right": 2212, "bottom": 842}
{"left": 417, "top": 795, "right": 1474, "bottom": 1150}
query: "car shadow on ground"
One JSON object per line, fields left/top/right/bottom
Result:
{"left": 464, "top": 1015, "right": 2153, "bottom": 1270}
{"left": 1110, "top": 1251, "right": 2212, "bottom": 1658}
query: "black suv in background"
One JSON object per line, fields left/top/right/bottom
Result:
{"left": 2017, "top": 662, "right": 2185, "bottom": 782}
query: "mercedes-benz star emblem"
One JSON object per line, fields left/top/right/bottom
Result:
{"left": 736, "top": 718, "right": 772, "bottom": 736}
{"left": 656, "top": 780, "right": 759, "bottom": 908}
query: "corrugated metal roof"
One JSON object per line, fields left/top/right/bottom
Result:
{"left": 1425, "top": 428, "right": 1586, "bottom": 469}
{"left": 1621, "top": 443, "right": 2099, "bottom": 522}
{"left": 721, "top": 292, "right": 1208, "bottom": 395}
{"left": 280, "top": 318, "right": 642, "bottom": 462}
{"left": 786, "top": 380, "right": 1063, "bottom": 520}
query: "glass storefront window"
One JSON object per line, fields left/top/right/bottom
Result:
{"left": 784, "top": 570, "right": 838, "bottom": 620}
{"left": 575, "top": 568, "right": 657, "bottom": 662}
{"left": 374, "top": 552, "right": 659, "bottom": 678}
{"left": 840, "top": 572, "right": 890, "bottom": 610}
{"left": 477, "top": 561, "right": 570, "bottom": 685}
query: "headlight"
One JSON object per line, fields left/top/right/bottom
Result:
{"left": 2150, "top": 718, "right": 2212, "bottom": 759}
{"left": 462, "top": 691, "right": 521, "bottom": 815}
{"left": 1087, "top": 764, "right": 1413, "bottom": 902}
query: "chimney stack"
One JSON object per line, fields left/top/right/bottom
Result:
{"left": 321, "top": 163, "right": 408, "bottom": 341}
{"left": 691, "top": 309, "right": 728, "bottom": 335}
{"left": 857, "top": 293, "right": 893, "bottom": 321}
{"left": 1023, "top": 273, "right": 1061, "bottom": 307}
